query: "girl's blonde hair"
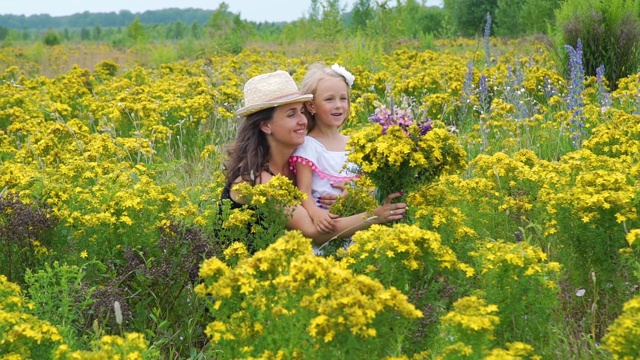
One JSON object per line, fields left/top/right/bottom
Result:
{"left": 299, "top": 62, "right": 351, "bottom": 132}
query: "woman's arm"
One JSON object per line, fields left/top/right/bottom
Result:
{"left": 229, "top": 171, "right": 406, "bottom": 245}
{"left": 287, "top": 192, "right": 406, "bottom": 245}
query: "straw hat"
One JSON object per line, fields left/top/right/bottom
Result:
{"left": 236, "top": 70, "right": 313, "bottom": 117}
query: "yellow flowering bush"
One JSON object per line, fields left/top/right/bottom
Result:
{"left": 342, "top": 223, "right": 475, "bottom": 346}
{"left": 408, "top": 174, "right": 483, "bottom": 264}
{"left": 582, "top": 109, "right": 640, "bottom": 159}
{"left": 220, "top": 175, "right": 306, "bottom": 252}
{"left": 54, "top": 332, "right": 156, "bottom": 360}
{"left": 345, "top": 223, "right": 474, "bottom": 285}
{"left": 466, "top": 150, "right": 547, "bottom": 240}
{"left": 1, "top": 275, "right": 154, "bottom": 360}
{"left": 439, "top": 295, "right": 500, "bottom": 358}
{"left": 621, "top": 229, "right": 640, "bottom": 281}
{"left": 470, "top": 240, "right": 561, "bottom": 344}
{"left": 602, "top": 295, "right": 640, "bottom": 359}
{"left": 441, "top": 296, "right": 499, "bottom": 332}
{"left": 482, "top": 342, "right": 541, "bottom": 360}
{"left": 0, "top": 275, "right": 63, "bottom": 359}
{"left": 195, "top": 231, "right": 422, "bottom": 358}
{"left": 537, "top": 149, "right": 637, "bottom": 330}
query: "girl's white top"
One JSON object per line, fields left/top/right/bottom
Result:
{"left": 289, "top": 136, "right": 359, "bottom": 201}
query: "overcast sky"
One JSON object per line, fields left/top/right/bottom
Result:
{"left": 1, "top": 0, "right": 444, "bottom": 23}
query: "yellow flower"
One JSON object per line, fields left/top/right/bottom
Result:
{"left": 626, "top": 229, "right": 640, "bottom": 246}
{"left": 222, "top": 208, "right": 255, "bottom": 229}
{"left": 602, "top": 295, "right": 640, "bottom": 358}
{"left": 204, "top": 321, "right": 229, "bottom": 344}
{"left": 198, "top": 257, "right": 230, "bottom": 280}
{"left": 441, "top": 296, "right": 500, "bottom": 332}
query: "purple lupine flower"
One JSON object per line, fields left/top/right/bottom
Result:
{"left": 478, "top": 73, "right": 490, "bottom": 114}
{"left": 595, "top": 65, "right": 612, "bottom": 110}
{"left": 463, "top": 61, "right": 475, "bottom": 100}
{"left": 484, "top": 12, "right": 492, "bottom": 65}
{"left": 504, "top": 64, "right": 530, "bottom": 120}
{"left": 564, "top": 39, "right": 586, "bottom": 148}
{"left": 457, "top": 61, "right": 475, "bottom": 123}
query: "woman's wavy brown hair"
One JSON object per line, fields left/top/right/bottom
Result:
{"left": 224, "top": 107, "right": 275, "bottom": 187}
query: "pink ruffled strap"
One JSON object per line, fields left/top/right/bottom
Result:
{"left": 289, "top": 155, "right": 359, "bottom": 183}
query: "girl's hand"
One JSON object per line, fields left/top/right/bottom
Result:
{"left": 372, "top": 192, "right": 407, "bottom": 223}
{"left": 317, "top": 182, "right": 347, "bottom": 209}
{"left": 310, "top": 207, "right": 336, "bottom": 233}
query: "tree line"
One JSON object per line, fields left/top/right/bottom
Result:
{"left": 0, "top": 8, "right": 215, "bottom": 30}
{"left": 0, "top": 0, "right": 563, "bottom": 42}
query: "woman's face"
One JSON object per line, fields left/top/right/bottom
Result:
{"left": 262, "top": 102, "right": 308, "bottom": 148}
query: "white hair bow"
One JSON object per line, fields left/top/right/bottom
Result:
{"left": 331, "top": 63, "right": 355, "bottom": 87}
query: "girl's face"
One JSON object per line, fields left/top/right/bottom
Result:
{"left": 307, "top": 77, "right": 350, "bottom": 128}
{"left": 261, "top": 102, "right": 308, "bottom": 148}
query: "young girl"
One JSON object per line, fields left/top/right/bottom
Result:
{"left": 289, "top": 63, "right": 359, "bottom": 250}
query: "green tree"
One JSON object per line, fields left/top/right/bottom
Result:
{"left": 495, "top": 0, "right": 523, "bottom": 37}
{"left": 127, "top": 16, "right": 145, "bottom": 41}
{"left": 119, "top": 9, "right": 135, "bottom": 24}
{"left": 42, "top": 29, "right": 61, "bottom": 45}
{"left": 191, "top": 21, "right": 202, "bottom": 40}
{"left": 0, "top": 26, "right": 8, "bottom": 41}
{"left": 308, "top": 0, "right": 322, "bottom": 21}
{"left": 207, "top": 2, "right": 231, "bottom": 31}
{"left": 419, "top": 6, "right": 447, "bottom": 36}
{"left": 444, "top": 0, "right": 498, "bottom": 37}
{"left": 206, "top": 2, "right": 251, "bottom": 54}
{"left": 282, "top": 21, "right": 301, "bottom": 44}
{"left": 520, "top": 0, "right": 559, "bottom": 35}
{"left": 173, "top": 20, "right": 186, "bottom": 40}
{"left": 397, "top": 0, "right": 425, "bottom": 39}
{"left": 367, "top": 0, "right": 404, "bottom": 47}
{"left": 315, "top": 0, "right": 345, "bottom": 41}
{"left": 495, "top": 0, "right": 559, "bottom": 37}
{"left": 80, "top": 27, "right": 91, "bottom": 41}
{"left": 92, "top": 25, "right": 102, "bottom": 40}
{"left": 349, "top": 0, "right": 374, "bottom": 34}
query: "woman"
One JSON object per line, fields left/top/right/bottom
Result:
{"left": 222, "top": 70, "right": 406, "bottom": 246}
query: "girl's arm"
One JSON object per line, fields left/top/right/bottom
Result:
{"left": 295, "top": 160, "right": 336, "bottom": 233}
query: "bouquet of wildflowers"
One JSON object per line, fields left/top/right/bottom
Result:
{"left": 328, "top": 176, "right": 377, "bottom": 218}
{"left": 347, "top": 104, "right": 467, "bottom": 204}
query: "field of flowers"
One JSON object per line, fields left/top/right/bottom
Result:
{"left": 1, "top": 37, "right": 640, "bottom": 359}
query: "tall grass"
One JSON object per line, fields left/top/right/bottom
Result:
{"left": 554, "top": 0, "right": 640, "bottom": 89}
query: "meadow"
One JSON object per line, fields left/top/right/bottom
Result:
{"left": 1, "top": 35, "right": 640, "bottom": 359}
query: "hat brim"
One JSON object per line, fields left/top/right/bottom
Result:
{"left": 236, "top": 94, "right": 313, "bottom": 117}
